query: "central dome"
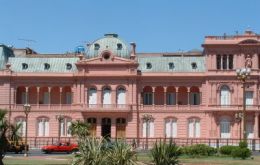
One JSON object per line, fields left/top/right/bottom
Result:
{"left": 86, "top": 33, "right": 130, "bottom": 59}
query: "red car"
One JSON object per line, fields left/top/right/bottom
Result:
{"left": 41, "top": 142, "right": 78, "bottom": 154}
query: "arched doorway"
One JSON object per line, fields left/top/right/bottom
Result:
{"left": 101, "top": 118, "right": 111, "bottom": 138}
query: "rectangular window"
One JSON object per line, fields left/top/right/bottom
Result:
{"left": 167, "top": 93, "right": 176, "bottom": 105}
{"left": 43, "top": 92, "right": 49, "bottom": 104}
{"left": 245, "top": 91, "right": 253, "bottom": 105}
{"left": 66, "top": 92, "right": 72, "bottom": 104}
{"left": 21, "top": 92, "right": 26, "bottom": 104}
{"left": 144, "top": 93, "right": 153, "bottom": 105}
{"left": 228, "top": 55, "right": 233, "bottom": 69}
{"left": 190, "top": 93, "right": 200, "bottom": 105}
{"left": 217, "top": 55, "right": 221, "bottom": 69}
{"left": 222, "top": 55, "right": 227, "bottom": 70}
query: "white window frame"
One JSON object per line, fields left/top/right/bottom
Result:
{"left": 15, "top": 117, "right": 26, "bottom": 137}
{"left": 245, "top": 91, "right": 253, "bottom": 106}
{"left": 60, "top": 117, "right": 72, "bottom": 137}
{"left": 117, "top": 88, "right": 126, "bottom": 106}
{"left": 37, "top": 117, "right": 49, "bottom": 137}
{"left": 188, "top": 118, "right": 200, "bottom": 138}
{"left": 220, "top": 86, "right": 231, "bottom": 106}
{"left": 165, "top": 118, "right": 177, "bottom": 138}
{"left": 142, "top": 120, "right": 154, "bottom": 138}
{"left": 220, "top": 117, "right": 231, "bottom": 138}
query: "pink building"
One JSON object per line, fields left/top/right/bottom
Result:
{"left": 0, "top": 30, "right": 260, "bottom": 148}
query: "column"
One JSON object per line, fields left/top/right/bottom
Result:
{"left": 111, "top": 119, "right": 116, "bottom": 138}
{"left": 48, "top": 87, "right": 51, "bottom": 109}
{"left": 164, "top": 87, "right": 167, "bottom": 106}
{"left": 59, "top": 87, "right": 63, "bottom": 109}
{"left": 84, "top": 87, "right": 88, "bottom": 108}
{"left": 25, "top": 87, "right": 29, "bottom": 104}
{"left": 187, "top": 87, "right": 190, "bottom": 105}
{"left": 152, "top": 87, "right": 155, "bottom": 108}
{"left": 227, "top": 55, "right": 229, "bottom": 70}
{"left": 14, "top": 88, "right": 17, "bottom": 108}
{"left": 176, "top": 87, "right": 178, "bottom": 105}
{"left": 255, "top": 112, "right": 259, "bottom": 138}
{"left": 96, "top": 118, "right": 101, "bottom": 137}
{"left": 37, "top": 87, "right": 40, "bottom": 109}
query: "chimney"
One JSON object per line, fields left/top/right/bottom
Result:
{"left": 130, "top": 42, "right": 136, "bottom": 60}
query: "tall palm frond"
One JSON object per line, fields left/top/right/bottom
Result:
{"left": 69, "top": 120, "right": 90, "bottom": 139}
{"left": 9, "top": 123, "right": 22, "bottom": 145}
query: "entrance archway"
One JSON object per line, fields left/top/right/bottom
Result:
{"left": 101, "top": 118, "right": 111, "bottom": 138}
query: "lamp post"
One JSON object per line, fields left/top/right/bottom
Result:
{"left": 23, "top": 104, "right": 31, "bottom": 157}
{"left": 236, "top": 67, "right": 251, "bottom": 141}
{"left": 235, "top": 112, "right": 243, "bottom": 140}
{"left": 142, "top": 114, "right": 153, "bottom": 150}
{"left": 56, "top": 114, "right": 64, "bottom": 143}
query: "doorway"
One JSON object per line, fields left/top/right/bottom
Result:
{"left": 101, "top": 118, "right": 111, "bottom": 138}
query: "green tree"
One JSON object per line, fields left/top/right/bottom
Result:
{"left": 9, "top": 123, "right": 22, "bottom": 145}
{"left": 0, "top": 110, "right": 9, "bottom": 165}
{"left": 69, "top": 120, "right": 90, "bottom": 139}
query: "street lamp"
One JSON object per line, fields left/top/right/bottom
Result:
{"left": 142, "top": 114, "right": 153, "bottom": 150}
{"left": 236, "top": 67, "right": 251, "bottom": 141}
{"left": 23, "top": 104, "right": 31, "bottom": 157}
{"left": 235, "top": 112, "right": 243, "bottom": 140}
{"left": 56, "top": 114, "right": 65, "bottom": 143}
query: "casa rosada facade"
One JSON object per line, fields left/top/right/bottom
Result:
{"left": 1, "top": 30, "right": 260, "bottom": 145}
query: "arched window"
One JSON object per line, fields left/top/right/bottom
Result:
{"left": 188, "top": 118, "right": 200, "bottom": 138}
{"left": 165, "top": 118, "right": 177, "bottom": 138}
{"left": 37, "top": 117, "right": 49, "bottom": 137}
{"left": 103, "top": 87, "right": 111, "bottom": 107}
{"left": 220, "top": 85, "right": 231, "bottom": 105}
{"left": 15, "top": 117, "right": 26, "bottom": 137}
{"left": 60, "top": 117, "right": 72, "bottom": 137}
{"left": 142, "top": 119, "right": 154, "bottom": 138}
{"left": 117, "top": 87, "right": 126, "bottom": 107}
{"left": 88, "top": 88, "right": 97, "bottom": 107}
{"left": 220, "top": 116, "right": 231, "bottom": 138}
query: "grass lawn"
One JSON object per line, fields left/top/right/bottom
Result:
{"left": 3, "top": 153, "right": 260, "bottom": 165}
{"left": 3, "top": 155, "right": 72, "bottom": 165}
{"left": 136, "top": 152, "right": 260, "bottom": 165}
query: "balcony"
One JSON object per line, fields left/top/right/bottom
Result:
{"left": 0, "top": 104, "right": 132, "bottom": 112}
{"left": 140, "top": 104, "right": 202, "bottom": 111}
{"left": 208, "top": 105, "right": 259, "bottom": 111}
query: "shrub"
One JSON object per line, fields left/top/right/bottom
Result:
{"left": 239, "top": 141, "right": 248, "bottom": 148}
{"left": 231, "top": 147, "right": 251, "bottom": 160}
{"left": 151, "top": 140, "right": 181, "bottom": 165}
{"left": 219, "top": 145, "right": 237, "bottom": 155}
{"left": 184, "top": 144, "right": 217, "bottom": 157}
{"left": 231, "top": 141, "right": 251, "bottom": 159}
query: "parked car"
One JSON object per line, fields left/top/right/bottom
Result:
{"left": 7, "top": 140, "right": 28, "bottom": 154}
{"left": 41, "top": 142, "right": 78, "bottom": 154}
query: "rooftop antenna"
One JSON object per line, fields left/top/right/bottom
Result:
{"left": 18, "top": 38, "right": 37, "bottom": 48}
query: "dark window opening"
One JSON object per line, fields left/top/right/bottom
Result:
{"left": 94, "top": 43, "right": 100, "bottom": 50}
{"left": 228, "top": 55, "right": 233, "bottom": 69}
{"left": 217, "top": 55, "right": 221, "bottom": 69}
{"left": 22, "top": 63, "right": 28, "bottom": 70}
{"left": 103, "top": 53, "right": 110, "bottom": 60}
{"left": 87, "top": 118, "right": 97, "bottom": 124}
{"left": 222, "top": 55, "right": 227, "bottom": 70}
{"left": 146, "top": 63, "right": 152, "bottom": 69}
{"left": 66, "top": 63, "right": 72, "bottom": 70}
{"left": 117, "top": 43, "right": 123, "bottom": 50}
{"left": 44, "top": 63, "right": 50, "bottom": 70}
{"left": 191, "top": 62, "right": 197, "bottom": 69}
{"left": 169, "top": 62, "right": 174, "bottom": 69}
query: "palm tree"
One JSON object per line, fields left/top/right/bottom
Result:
{"left": 69, "top": 120, "right": 90, "bottom": 139}
{"left": 0, "top": 110, "right": 9, "bottom": 165}
{"left": 9, "top": 123, "right": 22, "bottom": 145}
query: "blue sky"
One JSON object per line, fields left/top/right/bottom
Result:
{"left": 0, "top": 0, "right": 259, "bottom": 53}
